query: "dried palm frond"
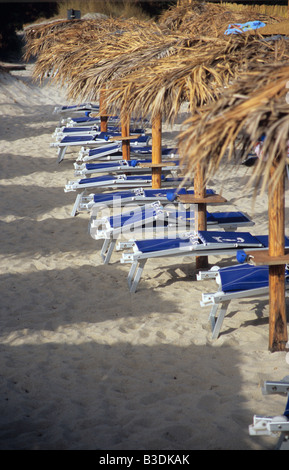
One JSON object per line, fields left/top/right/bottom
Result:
{"left": 65, "top": 28, "right": 207, "bottom": 103}
{"left": 178, "top": 61, "right": 289, "bottom": 196}
{"left": 28, "top": 17, "right": 156, "bottom": 85}
{"left": 24, "top": 16, "right": 148, "bottom": 62}
{"left": 159, "top": 0, "right": 280, "bottom": 37}
{"left": 101, "top": 34, "right": 289, "bottom": 123}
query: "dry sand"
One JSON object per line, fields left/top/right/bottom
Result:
{"left": 0, "top": 63, "right": 289, "bottom": 450}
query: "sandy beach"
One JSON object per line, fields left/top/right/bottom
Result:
{"left": 0, "top": 62, "right": 289, "bottom": 450}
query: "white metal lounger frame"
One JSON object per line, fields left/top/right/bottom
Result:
{"left": 90, "top": 202, "right": 169, "bottom": 264}
{"left": 51, "top": 133, "right": 148, "bottom": 163}
{"left": 64, "top": 174, "right": 181, "bottom": 193}
{"left": 61, "top": 115, "right": 120, "bottom": 127}
{"left": 76, "top": 143, "right": 123, "bottom": 162}
{"left": 76, "top": 144, "right": 177, "bottom": 163}
{"left": 95, "top": 214, "right": 255, "bottom": 265}
{"left": 121, "top": 237, "right": 264, "bottom": 294}
{"left": 53, "top": 103, "right": 99, "bottom": 114}
{"left": 73, "top": 160, "right": 179, "bottom": 177}
{"left": 69, "top": 186, "right": 192, "bottom": 217}
{"left": 249, "top": 378, "right": 289, "bottom": 450}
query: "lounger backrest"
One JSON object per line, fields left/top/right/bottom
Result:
{"left": 218, "top": 263, "right": 289, "bottom": 293}
{"left": 218, "top": 264, "right": 270, "bottom": 292}
{"left": 198, "top": 231, "right": 263, "bottom": 247}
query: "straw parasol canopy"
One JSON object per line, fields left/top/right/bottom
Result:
{"left": 103, "top": 33, "right": 289, "bottom": 123}
{"left": 159, "top": 0, "right": 281, "bottom": 36}
{"left": 24, "top": 16, "right": 154, "bottom": 84}
{"left": 23, "top": 16, "right": 147, "bottom": 62}
{"left": 178, "top": 60, "right": 289, "bottom": 352}
{"left": 24, "top": 0, "right": 283, "bottom": 110}
{"left": 178, "top": 59, "right": 289, "bottom": 195}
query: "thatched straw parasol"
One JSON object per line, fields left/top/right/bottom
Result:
{"left": 159, "top": 0, "right": 281, "bottom": 36}
{"left": 24, "top": 3, "right": 289, "bottom": 276}
{"left": 178, "top": 59, "right": 289, "bottom": 193}
{"left": 24, "top": 15, "right": 155, "bottom": 141}
{"left": 178, "top": 60, "right": 289, "bottom": 352}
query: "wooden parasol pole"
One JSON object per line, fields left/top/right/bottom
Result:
{"left": 268, "top": 159, "right": 288, "bottom": 351}
{"left": 195, "top": 162, "right": 209, "bottom": 270}
{"left": 121, "top": 112, "right": 130, "bottom": 161}
{"left": 151, "top": 112, "right": 162, "bottom": 189}
{"left": 99, "top": 88, "right": 108, "bottom": 132}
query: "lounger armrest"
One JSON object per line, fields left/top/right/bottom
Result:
{"left": 200, "top": 293, "right": 216, "bottom": 307}
{"left": 249, "top": 415, "right": 289, "bottom": 436}
{"left": 262, "top": 380, "right": 289, "bottom": 395}
{"left": 116, "top": 241, "right": 135, "bottom": 251}
{"left": 197, "top": 266, "right": 220, "bottom": 280}
{"left": 121, "top": 253, "right": 135, "bottom": 263}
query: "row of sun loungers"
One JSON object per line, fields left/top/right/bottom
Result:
{"left": 51, "top": 105, "right": 283, "bottom": 328}
{"left": 50, "top": 104, "right": 266, "bottom": 304}
{"left": 52, "top": 103, "right": 288, "bottom": 448}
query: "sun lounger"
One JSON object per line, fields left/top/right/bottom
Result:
{"left": 198, "top": 262, "right": 289, "bottom": 339}
{"left": 121, "top": 232, "right": 289, "bottom": 293}
{"left": 53, "top": 125, "right": 119, "bottom": 137}
{"left": 77, "top": 145, "right": 177, "bottom": 163}
{"left": 91, "top": 201, "right": 169, "bottom": 263}
{"left": 73, "top": 159, "right": 180, "bottom": 176}
{"left": 51, "top": 133, "right": 149, "bottom": 163}
{"left": 76, "top": 143, "right": 124, "bottom": 162}
{"left": 249, "top": 377, "right": 289, "bottom": 450}
{"left": 61, "top": 114, "right": 147, "bottom": 128}
{"left": 71, "top": 187, "right": 206, "bottom": 216}
{"left": 53, "top": 125, "right": 145, "bottom": 139}
{"left": 92, "top": 208, "right": 255, "bottom": 265}
{"left": 64, "top": 173, "right": 184, "bottom": 193}
{"left": 61, "top": 114, "right": 119, "bottom": 127}
{"left": 53, "top": 103, "right": 99, "bottom": 114}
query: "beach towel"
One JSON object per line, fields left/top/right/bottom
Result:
{"left": 225, "top": 21, "right": 266, "bottom": 35}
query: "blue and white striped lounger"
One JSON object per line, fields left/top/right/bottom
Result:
{"left": 73, "top": 159, "right": 180, "bottom": 176}
{"left": 77, "top": 145, "right": 177, "bottom": 163}
{"left": 64, "top": 174, "right": 184, "bottom": 192}
{"left": 52, "top": 133, "right": 149, "bottom": 163}
{"left": 90, "top": 202, "right": 166, "bottom": 263}
{"left": 53, "top": 103, "right": 99, "bottom": 114}
{"left": 53, "top": 126, "right": 144, "bottom": 138}
{"left": 77, "top": 143, "right": 124, "bottom": 162}
{"left": 121, "top": 233, "right": 289, "bottom": 293}
{"left": 72, "top": 187, "right": 204, "bottom": 215}
{"left": 198, "top": 262, "right": 289, "bottom": 339}
{"left": 61, "top": 114, "right": 119, "bottom": 127}
{"left": 90, "top": 204, "right": 255, "bottom": 264}
{"left": 53, "top": 125, "right": 120, "bottom": 138}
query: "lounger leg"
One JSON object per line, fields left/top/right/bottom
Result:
{"left": 102, "top": 239, "right": 117, "bottom": 264}
{"left": 276, "top": 433, "right": 289, "bottom": 450}
{"left": 210, "top": 300, "right": 230, "bottom": 339}
{"left": 128, "top": 261, "right": 138, "bottom": 288}
{"left": 100, "top": 239, "right": 110, "bottom": 261}
{"left": 57, "top": 146, "right": 66, "bottom": 163}
{"left": 71, "top": 191, "right": 84, "bottom": 217}
{"left": 129, "top": 260, "right": 146, "bottom": 293}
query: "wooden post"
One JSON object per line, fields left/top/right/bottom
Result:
{"left": 151, "top": 112, "right": 162, "bottom": 189}
{"left": 268, "top": 160, "right": 288, "bottom": 351}
{"left": 99, "top": 88, "right": 108, "bottom": 132}
{"left": 195, "top": 163, "right": 209, "bottom": 270}
{"left": 121, "top": 113, "right": 130, "bottom": 161}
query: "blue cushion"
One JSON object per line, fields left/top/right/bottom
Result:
{"left": 218, "top": 264, "right": 270, "bottom": 292}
